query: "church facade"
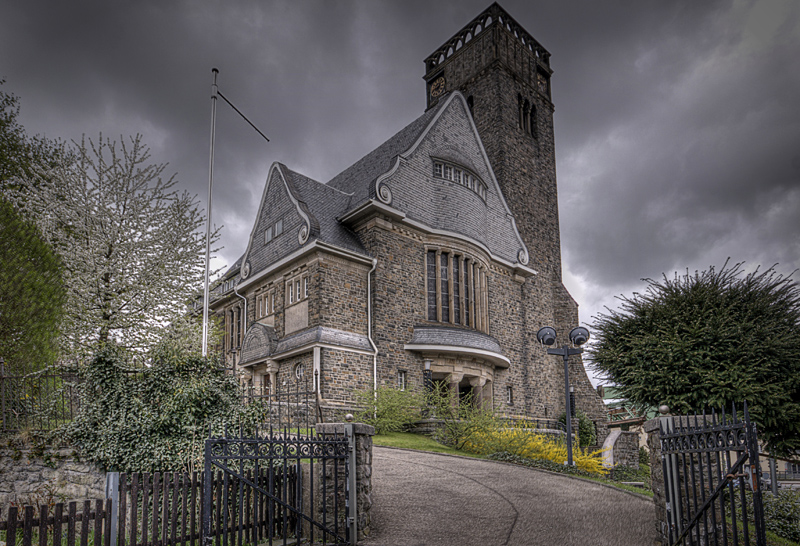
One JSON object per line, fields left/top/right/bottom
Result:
{"left": 210, "top": 3, "right": 607, "bottom": 439}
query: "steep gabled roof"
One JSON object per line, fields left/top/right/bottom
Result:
{"left": 238, "top": 163, "right": 369, "bottom": 285}
{"left": 281, "top": 166, "right": 364, "bottom": 254}
{"left": 326, "top": 98, "right": 447, "bottom": 205}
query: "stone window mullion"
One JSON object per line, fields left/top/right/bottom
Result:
{"left": 464, "top": 259, "right": 475, "bottom": 327}
{"left": 474, "top": 264, "right": 481, "bottom": 332}
{"left": 481, "top": 268, "right": 488, "bottom": 334}
{"left": 435, "top": 249, "right": 442, "bottom": 322}
{"left": 448, "top": 253, "right": 454, "bottom": 323}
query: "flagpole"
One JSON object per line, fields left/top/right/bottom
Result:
{"left": 202, "top": 68, "right": 219, "bottom": 357}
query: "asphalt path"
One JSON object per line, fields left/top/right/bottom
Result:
{"left": 361, "top": 446, "right": 654, "bottom": 546}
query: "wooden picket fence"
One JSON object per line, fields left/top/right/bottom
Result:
{"left": 1, "top": 468, "right": 299, "bottom": 546}
{"left": 1, "top": 500, "right": 113, "bottom": 546}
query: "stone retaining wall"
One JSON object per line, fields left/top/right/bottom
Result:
{"left": 601, "top": 429, "right": 641, "bottom": 468}
{"left": 0, "top": 446, "right": 105, "bottom": 510}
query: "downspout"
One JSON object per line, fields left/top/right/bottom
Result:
{"left": 367, "top": 259, "right": 379, "bottom": 399}
{"left": 233, "top": 282, "right": 247, "bottom": 373}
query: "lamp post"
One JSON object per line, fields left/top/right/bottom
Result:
{"left": 536, "top": 326, "right": 589, "bottom": 466}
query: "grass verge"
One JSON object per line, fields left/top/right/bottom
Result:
{"left": 372, "top": 431, "right": 485, "bottom": 458}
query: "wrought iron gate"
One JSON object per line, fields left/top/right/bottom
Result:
{"left": 202, "top": 425, "right": 355, "bottom": 546}
{"left": 659, "top": 402, "right": 766, "bottom": 546}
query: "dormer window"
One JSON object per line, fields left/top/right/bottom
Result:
{"left": 432, "top": 160, "right": 487, "bottom": 200}
{"left": 264, "top": 217, "right": 285, "bottom": 244}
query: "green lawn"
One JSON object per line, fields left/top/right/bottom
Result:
{"left": 372, "top": 431, "right": 485, "bottom": 458}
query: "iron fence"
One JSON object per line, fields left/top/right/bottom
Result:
{"left": 0, "top": 365, "right": 80, "bottom": 434}
{"left": 240, "top": 370, "right": 321, "bottom": 430}
{"left": 660, "top": 402, "right": 766, "bottom": 546}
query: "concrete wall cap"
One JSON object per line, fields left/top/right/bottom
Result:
{"left": 316, "top": 423, "right": 376, "bottom": 436}
{"left": 643, "top": 417, "right": 662, "bottom": 433}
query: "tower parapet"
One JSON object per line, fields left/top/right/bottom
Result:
{"left": 424, "top": 2, "right": 552, "bottom": 110}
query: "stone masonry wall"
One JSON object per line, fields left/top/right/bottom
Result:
{"left": 316, "top": 422, "right": 375, "bottom": 542}
{"left": 0, "top": 446, "right": 105, "bottom": 510}
{"left": 601, "top": 429, "right": 640, "bottom": 469}
{"left": 429, "top": 17, "right": 607, "bottom": 438}
{"left": 645, "top": 417, "right": 668, "bottom": 545}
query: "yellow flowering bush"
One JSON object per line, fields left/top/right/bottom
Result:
{"left": 462, "top": 423, "right": 608, "bottom": 476}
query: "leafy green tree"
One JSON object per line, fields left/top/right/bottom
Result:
{"left": 0, "top": 198, "right": 65, "bottom": 373}
{"left": 590, "top": 262, "right": 800, "bottom": 456}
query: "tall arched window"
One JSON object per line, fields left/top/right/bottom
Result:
{"left": 529, "top": 104, "right": 537, "bottom": 139}
{"left": 426, "top": 249, "right": 488, "bottom": 332}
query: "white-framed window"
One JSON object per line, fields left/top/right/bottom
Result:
{"left": 270, "top": 290, "right": 275, "bottom": 314}
{"left": 264, "top": 225, "right": 273, "bottom": 244}
{"left": 397, "top": 370, "right": 407, "bottom": 391}
{"left": 432, "top": 160, "right": 487, "bottom": 200}
{"left": 286, "top": 272, "right": 309, "bottom": 307}
{"left": 295, "top": 363, "right": 304, "bottom": 379}
{"left": 506, "top": 386, "right": 513, "bottom": 405}
{"left": 275, "top": 218, "right": 283, "bottom": 237}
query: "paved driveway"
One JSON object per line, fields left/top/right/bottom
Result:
{"left": 361, "top": 446, "right": 654, "bottom": 546}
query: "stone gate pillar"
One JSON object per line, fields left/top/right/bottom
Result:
{"left": 316, "top": 422, "right": 375, "bottom": 541}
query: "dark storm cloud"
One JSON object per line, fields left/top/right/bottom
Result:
{"left": 2, "top": 0, "right": 798, "bottom": 363}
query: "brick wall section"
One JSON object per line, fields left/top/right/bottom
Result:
{"left": 320, "top": 349, "right": 373, "bottom": 416}
{"left": 356, "top": 221, "right": 427, "bottom": 391}
{"left": 602, "top": 430, "right": 640, "bottom": 469}
{"left": 0, "top": 447, "right": 105, "bottom": 510}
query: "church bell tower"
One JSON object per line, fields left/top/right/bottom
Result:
{"left": 423, "top": 4, "right": 609, "bottom": 435}
{"left": 423, "top": 2, "right": 560, "bottom": 282}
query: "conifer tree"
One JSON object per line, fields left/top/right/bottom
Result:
{"left": 590, "top": 262, "right": 800, "bottom": 456}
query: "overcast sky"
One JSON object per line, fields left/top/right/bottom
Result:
{"left": 3, "top": 0, "right": 798, "bottom": 383}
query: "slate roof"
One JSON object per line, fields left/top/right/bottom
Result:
{"left": 280, "top": 166, "right": 365, "bottom": 255}
{"left": 407, "top": 325, "right": 504, "bottom": 355}
{"left": 239, "top": 322, "right": 278, "bottom": 366}
{"left": 326, "top": 99, "right": 446, "bottom": 206}
{"left": 274, "top": 326, "right": 373, "bottom": 357}
{"left": 239, "top": 325, "right": 373, "bottom": 366}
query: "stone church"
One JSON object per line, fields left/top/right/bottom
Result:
{"left": 211, "top": 2, "right": 607, "bottom": 440}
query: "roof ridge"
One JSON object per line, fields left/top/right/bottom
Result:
{"left": 280, "top": 163, "right": 354, "bottom": 197}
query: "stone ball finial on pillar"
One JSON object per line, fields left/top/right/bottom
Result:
{"left": 345, "top": 413, "right": 354, "bottom": 422}
{"left": 658, "top": 405, "right": 670, "bottom": 415}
